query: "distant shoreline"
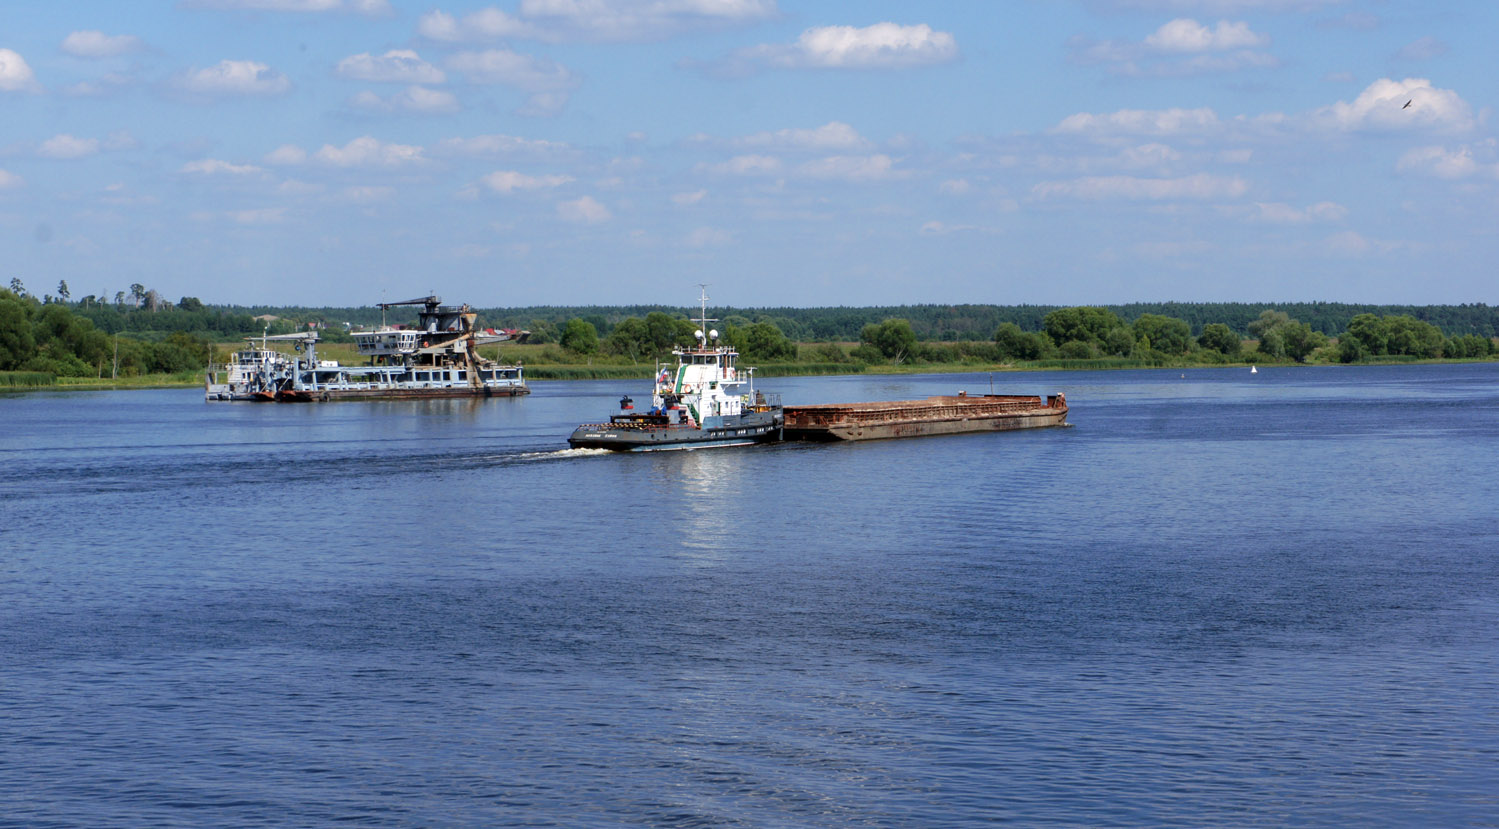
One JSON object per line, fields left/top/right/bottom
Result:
{"left": 6, "top": 356, "right": 1496, "bottom": 395}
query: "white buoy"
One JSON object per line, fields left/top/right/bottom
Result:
{"left": 1250, "top": 365, "right": 1258, "bottom": 374}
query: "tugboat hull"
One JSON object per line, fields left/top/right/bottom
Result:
{"left": 568, "top": 411, "right": 782, "bottom": 451}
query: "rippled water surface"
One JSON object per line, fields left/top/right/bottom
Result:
{"left": 4, "top": 364, "right": 1498, "bottom": 827}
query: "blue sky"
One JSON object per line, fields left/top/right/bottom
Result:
{"left": 2, "top": 0, "right": 1496, "bottom": 308}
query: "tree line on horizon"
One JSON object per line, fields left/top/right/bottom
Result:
{"left": 2, "top": 277, "right": 1496, "bottom": 378}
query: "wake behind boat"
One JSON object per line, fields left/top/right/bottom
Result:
{"left": 205, "top": 294, "right": 528, "bottom": 402}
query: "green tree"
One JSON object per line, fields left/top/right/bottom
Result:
{"left": 604, "top": 317, "right": 650, "bottom": 359}
{"left": 732, "top": 321, "right": 797, "bottom": 362}
{"left": 1131, "top": 314, "right": 1191, "bottom": 355}
{"left": 1043, "top": 306, "right": 1122, "bottom": 347}
{"left": 57, "top": 280, "right": 70, "bottom": 302}
{"left": 1344, "top": 313, "right": 1387, "bottom": 355}
{"left": 1197, "top": 323, "right": 1241, "bottom": 357}
{"left": 560, "top": 317, "right": 599, "bottom": 354}
{"left": 178, "top": 296, "right": 204, "bottom": 312}
{"left": 1383, "top": 315, "right": 1444, "bottom": 358}
{"left": 859, "top": 318, "right": 916, "bottom": 363}
{"left": 0, "top": 290, "right": 38, "bottom": 369}
{"left": 1247, "top": 310, "right": 1292, "bottom": 340}
{"left": 1248, "top": 309, "right": 1325, "bottom": 362}
{"left": 1103, "top": 326, "right": 1135, "bottom": 356}
{"left": 1337, "top": 335, "right": 1366, "bottom": 363}
{"left": 1059, "top": 340, "right": 1096, "bottom": 359}
{"left": 1280, "top": 321, "right": 1327, "bottom": 362}
{"left": 994, "top": 322, "right": 1049, "bottom": 361}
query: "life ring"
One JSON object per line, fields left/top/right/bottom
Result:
{"left": 422, "top": 340, "right": 430, "bottom": 348}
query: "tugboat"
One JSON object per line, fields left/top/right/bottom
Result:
{"left": 568, "top": 289, "right": 783, "bottom": 450}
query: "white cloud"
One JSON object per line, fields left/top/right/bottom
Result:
{"left": 480, "top": 170, "right": 574, "bottom": 192}
{"left": 939, "top": 179, "right": 970, "bottom": 195}
{"left": 672, "top": 189, "right": 708, "bottom": 205}
{"left": 0, "top": 169, "right": 23, "bottom": 189}
{"left": 62, "top": 72, "right": 136, "bottom": 97}
{"left": 0, "top": 48, "right": 40, "bottom": 92}
{"left": 734, "top": 121, "right": 871, "bottom": 151}
{"left": 1118, "top": 143, "right": 1182, "bottom": 168}
{"left": 1397, "top": 145, "right": 1492, "bottom": 180}
{"left": 1310, "top": 77, "right": 1473, "bottom": 133}
{"left": 698, "top": 154, "right": 782, "bottom": 175}
{"left": 61, "top": 31, "right": 145, "bottom": 58}
{"left": 797, "top": 154, "right": 896, "bottom": 181}
{"left": 337, "top": 185, "right": 395, "bottom": 203}
{"left": 419, "top": 0, "right": 776, "bottom": 44}
{"left": 732, "top": 22, "right": 958, "bottom": 71}
{"left": 1395, "top": 36, "right": 1447, "bottom": 61}
{"left": 434, "top": 134, "right": 572, "bottom": 156}
{"left": 278, "top": 179, "right": 322, "bottom": 195}
{"left": 557, "top": 195, "right": 611, "bottom": 223}
{"left": 447, "top": 49, "right": 577, "bottom": 90}
{"left": 447, "top": 48, "right": 578, "bottom": 114}
{"left": 1250, "top": 201, "right": 1346, "bottom": 222}
{"left": 1145, "top": 19, "right": 1267, "bottom": 51}
{"left": 919, "top": 221, "right": 980, "bottom": 235}
{"left": 177, "top": 60, "right": 292, "bottom": 97}
{"left": 183, "top": 0, "right": 390, "bottom": 14}
{"left": 1033, "top": 173, "right": 1248, "bottom": 200}
{"left": 265, "top": 145, "right": 308, "bottom": 165}
{"left": 1070, "top": 18, "right": 1274, "bottom": 77}
{"left": 419, "top": 8, "right": 541, "bottom": 41}
{"left": 684, "top": 226, "right": 733, "bottom": 247}
{"left": 1101, "top": 0, "right": 1342, "bottom": 11}
{"left": 181, "top": 159, "right": 265, "bottom": 175}
{"left": 38, "top": 134, "right": 101, "bottom": 159}
{"left": 314, "top": 136, "right": 425, "bottom": 167}
{"left": 1321, "top": 230, "right": 1374, "bottom": 256}
{"left": 1053, "top": 107, "right": 1223, "bottom": 136}
{"left": 349, "top": 86, "right": 461, "bottom": 114}
{"left": 336, "top": 50, "right": 445, "bottom": 84}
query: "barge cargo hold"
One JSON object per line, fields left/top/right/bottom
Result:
{"left": 782, "top": 392, "right": 1067, "bottom": 441}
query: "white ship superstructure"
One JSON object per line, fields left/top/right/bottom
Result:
{"left": 206, "top": 295, "right": 528, "bottom": 402}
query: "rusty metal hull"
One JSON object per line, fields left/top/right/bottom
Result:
{"left": 783, "top": 394, "right": 1067, "bottom": 441}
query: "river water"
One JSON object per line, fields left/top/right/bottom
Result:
{"left": 3, "top": 364, "right": 1498, "bottom": 827}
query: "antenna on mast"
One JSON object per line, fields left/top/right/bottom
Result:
{"left": 694, "top": 283, "right": 716, "bottom": 334}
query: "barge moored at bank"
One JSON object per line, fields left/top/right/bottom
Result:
{"left": 783, "top": 392, "right": 1067, "bottom": 441}
{"left": 205, "top": 295, "right": 527, "bottom": 402}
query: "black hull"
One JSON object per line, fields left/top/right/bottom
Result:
{"left": 569, "top": 411, "right": 783, "bottom": 451}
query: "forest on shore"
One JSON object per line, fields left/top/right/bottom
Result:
{"left": 3, "top": 277, "right": 1495, "bottom": 386}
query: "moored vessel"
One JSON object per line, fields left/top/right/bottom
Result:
{"left": 783, "top": 392, "right": 1067, "bottom": 441}
{"left": 568, "top": 289, "right": 783, "bottom": 450}
{"left": 205, "top": 295, "right": 528, "bottom": 401}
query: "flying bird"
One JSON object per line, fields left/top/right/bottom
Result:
{"left": 1403, "top": 99, "right": 1413, "bottom": 109}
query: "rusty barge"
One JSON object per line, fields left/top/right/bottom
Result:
{"left": 782, "top": 392, "right": 1067, "bottom": 441}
